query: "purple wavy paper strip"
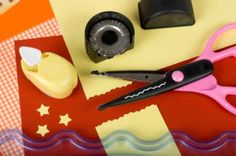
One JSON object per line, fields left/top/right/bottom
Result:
{"left": 1, "top": 129, "right": 236, "bottom": 153}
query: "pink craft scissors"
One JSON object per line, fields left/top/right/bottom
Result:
{"left": 93, "top": 23, "right": 236, "bottom": 114}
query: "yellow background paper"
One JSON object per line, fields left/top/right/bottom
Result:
{"left": 50, "top": 0, "right": 236, "bottom": 98}
{"left": 96, "top": 105, "right": 181, "bottom": 155}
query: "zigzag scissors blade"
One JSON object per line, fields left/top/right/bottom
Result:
{"left": 98, "top": 60, "right": 213, "bottom": 110}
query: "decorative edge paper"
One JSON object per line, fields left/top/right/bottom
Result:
{"left": 96, "top": 105, "right": 181, "bottom": 156}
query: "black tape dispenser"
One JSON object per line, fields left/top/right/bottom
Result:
{"left": 85, "top": 11, "right": 135, "bottom": 63}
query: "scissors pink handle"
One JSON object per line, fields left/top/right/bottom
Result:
{"left": 196, "top": 23, "right": 236, "bottom": 62}
{"left": 177, "top": 23, "right": 236, "bottom": 115}
{"left": 177, "top": 75, "right": 236, "bottom": 115}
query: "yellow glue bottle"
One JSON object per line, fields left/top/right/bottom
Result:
{"left": 19, "top": 46, "right": 78, "bottom": 99}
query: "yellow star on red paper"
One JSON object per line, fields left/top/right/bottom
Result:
{"left": 59, "top": 114, "right": 72, "bottom": 126}
{"left": 37, "top": 104, "right": 49, "bottom": 116}
{"left": 36, "top": 125, "right": 49, "bottom": 137}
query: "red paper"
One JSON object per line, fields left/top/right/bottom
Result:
{"left": 15, "top": 36, "right": 236, "bottom": 156}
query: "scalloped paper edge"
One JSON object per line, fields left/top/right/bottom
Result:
{"left": 87, "top": 81, "right": 133, "bottom": 100}
{"left": 96, "top": 105, "right": 158, "bottom": 130}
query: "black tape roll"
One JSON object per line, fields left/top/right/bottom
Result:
{"left": 85, "top": 11, "right": 135, "bottom": 63}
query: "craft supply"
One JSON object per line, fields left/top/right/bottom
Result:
{"left": 0, "top": 19, "right": 60, "bottom": 156}
{"left": 0, "top": 0, "right": 20, "bottom": 15}
{"left": 97, "top": 24, "right": 236, "bottom": 115}
{"left": 138, "top": 0, "right": 195, "bottom": 29}
{"left": 15, "top": 36, "right": 108, "bottom": 155}
{"left": 50, "top": 0, "right": 236, "bottom": 99}
{"left": 97, "top": 60, "right": 213, "bottom": 110}
{"left": 37, "top": 104, "right": 49, "bottom": 117}
{"left": 2, "top": 130, "right": 236, "bottom": 156}
{"left": 85, "top": 11, "right": 135, "bottom": 63}
{"left": 91, "top": 70, "right": 165, "bottom": 83}
{"left": 96, "top": 105, "right": 181, "bottom": 155}
{"left": 14, "top": 36, "right": 236, "bottom": 155}
{"left": 19, "top": 46, "right": 78, "bottom": 99}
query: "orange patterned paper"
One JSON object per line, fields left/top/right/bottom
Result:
{"left": 0, "top": 0, "right": 54, "bottom": 42}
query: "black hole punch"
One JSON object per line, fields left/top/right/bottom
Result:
{"left": 101, "top": 30, "right": 118, "bottom": 45}
{"left": 145, "top": 75, "right": 149, "bottom": 79}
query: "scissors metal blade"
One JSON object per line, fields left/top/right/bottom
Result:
{"left": 91, "top": 70, "right": 165, "bottom": 83}
{"left": 98, "top": 59, "right": 213, "bottom": 110}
